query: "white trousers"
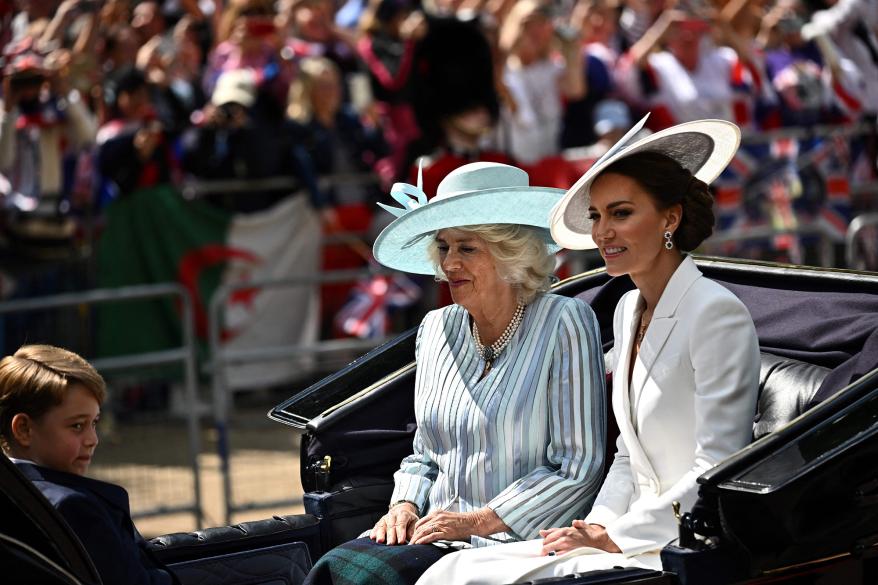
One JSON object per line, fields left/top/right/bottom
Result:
{"left": 415, "top": 539, "right": 660, "bottom": 585}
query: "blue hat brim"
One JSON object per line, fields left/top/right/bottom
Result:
{"left": 373, "top": 186, "right": 565, "bottom": 275}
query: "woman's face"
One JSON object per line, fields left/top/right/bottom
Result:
{"left": 588, "top": 172, "right": 679, "bottom": 278}
{"left": 435, "top": 228, "right": 510, "bottom": 313}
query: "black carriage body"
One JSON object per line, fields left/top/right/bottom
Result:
{"left": 2, "top": 258, "right": 877, "bottom": 585}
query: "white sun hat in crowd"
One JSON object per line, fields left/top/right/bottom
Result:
{"left": 549, "top": 114, "right": 742, "bottom": 250}
{"left": 372, "top": 162, "right": 566, "bottom": 275}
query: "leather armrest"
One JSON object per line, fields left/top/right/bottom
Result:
{"left": 147, "top": 513, "right": 320, "bottom": 565}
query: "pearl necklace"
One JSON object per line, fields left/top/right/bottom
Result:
{"left": 472, "top": 302, "right": 526, "bottom": 373}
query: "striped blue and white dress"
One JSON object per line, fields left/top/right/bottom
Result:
{"left": 390, "top": 293, "right": 607, "bottom": 547}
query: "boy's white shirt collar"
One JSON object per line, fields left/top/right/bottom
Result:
{"left": 8, "top": 457, "right": 37, "bottom": 465}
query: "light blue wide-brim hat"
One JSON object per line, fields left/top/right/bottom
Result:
{"left": 550, "top": 115, "right": 741, "bottom": 250}
{"left": 373, "top": 162, "right": 566, "bottom": 275}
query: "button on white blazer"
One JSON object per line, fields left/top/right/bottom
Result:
{"left": 415, "top": 256, "right": 761, "bottom": 585}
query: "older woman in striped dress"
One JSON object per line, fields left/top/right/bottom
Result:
{"left": 303, "top": 162, "right": 607, "bottom": 585}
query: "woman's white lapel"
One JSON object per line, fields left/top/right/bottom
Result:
{"left": 615, "top": 257, "right": 704, "bottom": 483}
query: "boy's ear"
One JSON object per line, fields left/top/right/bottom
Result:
{"left": 10, "top": 413, "right": 33, "bottom": 448}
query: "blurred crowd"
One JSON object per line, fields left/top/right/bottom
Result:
{"left": 1, "top": 0, "right": 877, "bottom": 268}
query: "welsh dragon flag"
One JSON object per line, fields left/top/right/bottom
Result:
{"left": 97, "top": 184, "right": 320, "bottom": 389}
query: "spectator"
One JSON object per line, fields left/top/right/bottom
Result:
{"left": 130, "top": 0, "right": 166, "bottom": 45}
{"left": 182, "top": 68, "right": 328, "bottom": 216}
{"left": 561, "top": 0, "right": 624, "bottom": 148}
{"left": 357, "top": 0, "right": 420, "bottom": 182}
{"left": 614, "top": 8, "right": 763, "bottom": 130}
{"left": 413, "top": 105, "right": 514, "bottom": 200}
{"left": 135, "top": 29, "right": 195, "bottom": 134}
{"left": 566, "top": 97, "right": 637, "bottom": 160}
{"left": 495, "top": 0, "right": 586, "bottom": 164}
{"left": 408, "top": 6, "right": 497, "bottom": 164}
{"left": 0, "top": 41, "right": 97, "bottom": 257}
{"left": 160, "top": 16, "right": 208, "bottom": 118}
{"left": 278, "top": 0, "right": 360, "bottom": 75}
{"left": 95, "top": 67, "right": 177, "bottom": 202}
{"left": 761, "top": 0, "right": 865, "bottom": 126}
{"left": 617, "top": 0, "right": 664, "bottom": 47}
{"left": 801, "top": 0, "right": 878, "bottom": 115}
{"left": 206, "top": 0, "right": 292, "bottom": 114}
{"left": 287, "top": 56, "right": 388, "bottom": 208}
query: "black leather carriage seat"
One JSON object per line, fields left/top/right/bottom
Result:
{"left": 754, "top": 352, "right": 830, "bottom": 440}
{"left": 147, "top": 514, "right": 321, "bottom": 585}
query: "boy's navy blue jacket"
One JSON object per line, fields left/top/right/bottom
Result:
{"left": 14, "top": 461, "right": 175, "bottom": 585}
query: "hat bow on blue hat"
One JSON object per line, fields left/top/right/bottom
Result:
{"left": 372, "top": 162, "right": 565, "bottom": 275}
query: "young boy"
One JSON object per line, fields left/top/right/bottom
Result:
{"left": 0, "top": 344, "right": 176, "bottom": 585}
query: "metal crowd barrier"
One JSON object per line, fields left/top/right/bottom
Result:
{"left": 207, "top": 267, "right": 391, "bottom": 525}
{"left": 703, "top": 222, "right": 838, "bottom": 267}
{"left": 180, "top": 173, "right": 380, "bottom": 200}
{"left": 176, "top": 172, "right": 390, "bottom": 524}
{"left": 0, "top": 283, "right": 204, "bottom": 526}
{"left": 738, "top": 120, "right": 875, "bottom": 143}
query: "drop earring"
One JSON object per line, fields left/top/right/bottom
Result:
{"left": 664, "top": 231, "right": 674, "bottom": 250}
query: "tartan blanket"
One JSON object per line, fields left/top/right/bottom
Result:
{"left": 303, "top": 537, "right": 455, "bottom": 585}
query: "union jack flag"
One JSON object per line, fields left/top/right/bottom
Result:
{"left": 335, "top": 272, "right": 422, "bottom": 339}
{"left": 709, "top": 131, "right": 864, "bottom": 261}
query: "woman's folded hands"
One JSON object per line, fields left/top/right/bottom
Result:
{"left": 409, "top": 507, "right": 508, "bottom": 545}
{"left": 539, "top": 520, "right": 621, "bottom": 556}
{"left": 371, "top": 504, "right": 512, "bottom": 546}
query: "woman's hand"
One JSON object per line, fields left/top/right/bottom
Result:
{"left": 539, "top": 520, "right": 621, "bottom": 556}
{"left": 409, "top": 507, "right": 508, "bottom": 545}
{"left": 370, "top": 502, "right": 419, "bottom": 546}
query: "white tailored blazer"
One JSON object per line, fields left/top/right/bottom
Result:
{"left": 585, "top": 256, "right": 760, "bottom": 556}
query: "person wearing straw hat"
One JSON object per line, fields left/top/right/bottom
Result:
{"left": 302, "top": 161, "right": 607, "bottom": 585}
{"left": 415, "top": 117, "right": 761, "bottom": 584}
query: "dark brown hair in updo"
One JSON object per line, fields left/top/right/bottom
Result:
{"left": 598, "top": 151, "right": 715, "bottom": 251}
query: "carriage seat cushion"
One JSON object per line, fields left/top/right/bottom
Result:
{"left": 147, "top": 514, "right": 320, "bottom": 565}
{"left": 754, "top": 352, "right": 830, "bottom": 440}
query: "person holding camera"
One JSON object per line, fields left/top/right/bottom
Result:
{"left": 0, "top": 41, "right": 97, "bottom": 257}
{"left": 182, "top": 68, "right": 328, "bottom": 215}
{"left": 94, "top": 67, "right": 177, "bottom": 204}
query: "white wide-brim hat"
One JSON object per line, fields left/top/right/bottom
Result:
{"left": 373, "top": 162, "right": 565, "bottom": 275}
{"left": 550, "top": 116, "right": 741, "bottom": 250}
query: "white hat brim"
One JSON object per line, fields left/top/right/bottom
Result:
{"left": 373, "top": 186, "right": 565, "bottom": 275}
{"left": 549, "top": 119, "right": 741, "bottom": 250}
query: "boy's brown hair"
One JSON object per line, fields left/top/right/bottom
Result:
{"left": 0, "top": 345, "right": 106, "bottom": 449}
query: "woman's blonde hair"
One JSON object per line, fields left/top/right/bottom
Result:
{"left": 428, "top": 224, "right": 555, "bottom": 304}
{"left": 0, "top": 345, "right": 106, "bottom": 450}
{"left": 287, "top": 56, "right": 339, "bottom": 123}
